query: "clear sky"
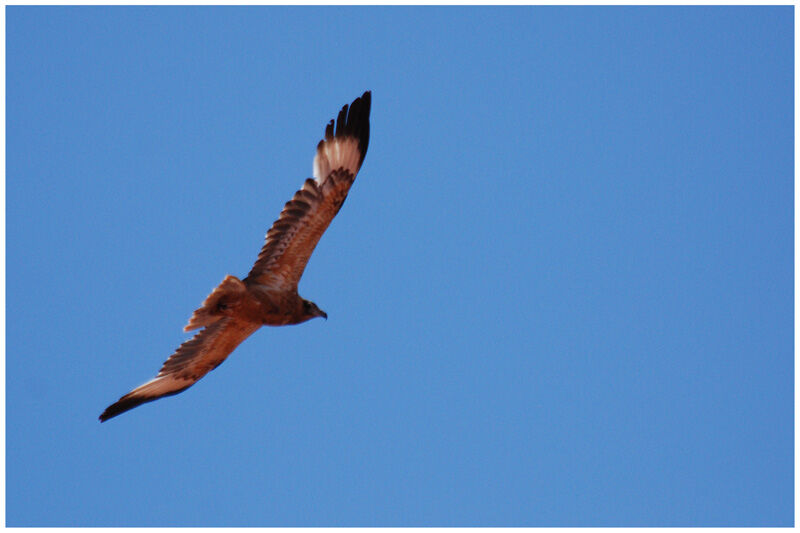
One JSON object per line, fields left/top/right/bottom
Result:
{"left": 6, "top": 6, "right": 793, "bottom": 527}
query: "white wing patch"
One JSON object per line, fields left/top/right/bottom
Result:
{"left": 126, "top": 374, "right": 194, "bottom": 399}
{"left": 313, "top": 137, "right": 360, "bottom": 183}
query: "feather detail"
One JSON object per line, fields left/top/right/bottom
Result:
{"left": 246, "top": 92, "right": 371, "bottom": 290}
{"left": 99, "top": 318, "right": 260, "bottom": 422}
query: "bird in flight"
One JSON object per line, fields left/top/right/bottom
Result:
{"left": 99, "top": 91, "right": 371, "bottom": 422}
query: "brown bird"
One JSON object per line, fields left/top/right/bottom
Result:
{"left": 99, "top": 91, "right": 371, "bottom": 422}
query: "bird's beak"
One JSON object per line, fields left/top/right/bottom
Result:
{"left": 318, "top": 309, "right": 328, "bottom": 320}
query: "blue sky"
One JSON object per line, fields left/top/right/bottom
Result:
{"left": 6, "top": 6, "right": 793, "bottom": 526}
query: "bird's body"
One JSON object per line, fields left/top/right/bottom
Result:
{"left": 100, "top": 91, "right": 371, "bottom": 422}
{"left": 186, "top": 275, "right": 313, "bottom": 329}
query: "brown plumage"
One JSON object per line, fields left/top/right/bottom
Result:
{"left": 99, "top": 91, "right": 371, "bottom": 422}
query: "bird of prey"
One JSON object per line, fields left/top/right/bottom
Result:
{"left": 99, "top": 91, "right": 371, "bottom": 422}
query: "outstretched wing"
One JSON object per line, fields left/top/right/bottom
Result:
{"left": 245, "top": 91, "right": 371, "bottom": 290}
{"left": 99, "top": 318, "right": 260, "bottom": 422}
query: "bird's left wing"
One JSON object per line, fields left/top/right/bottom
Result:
{"left": 245, "top": 91, "right": 371, "bottom": 290}
{"left": 99, "top": 317, "right": 260, "bottom": 422}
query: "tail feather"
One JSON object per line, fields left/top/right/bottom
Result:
{"left": 184, "top": 275, "right": 246, "bottom": 331}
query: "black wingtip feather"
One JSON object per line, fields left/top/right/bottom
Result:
{"left": 99, "top": 385, "right": 191, "bottom": 422}
{"left": 340, "top": 91, "right": 371, "bottom": 168}
{"left": 317, "top": 91, "right": 371, "bottom": 171}
{"left": 335, "top": 105, "right": 348, "bottom": 137}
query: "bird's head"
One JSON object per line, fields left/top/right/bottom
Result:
{"left": 301, "top": 299, "right": 328, "bottom": 321}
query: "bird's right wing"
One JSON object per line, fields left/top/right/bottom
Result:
{"left": 99, "top": 317, "right": 260, "bottom": 422}
{"left": 244, "top": 91, "right": 371, "bottom": 291}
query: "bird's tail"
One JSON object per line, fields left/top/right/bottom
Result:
{"left": 184, "top": 275, "right": 247, "bottom": 331}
